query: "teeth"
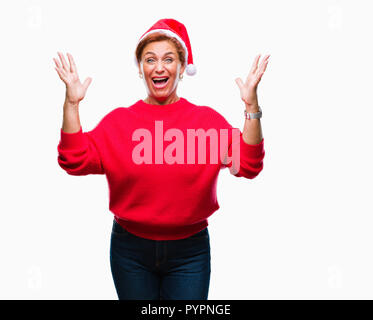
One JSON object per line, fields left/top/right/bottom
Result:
{"left": 153, "top": 77, "right": 168, "bottom": 81}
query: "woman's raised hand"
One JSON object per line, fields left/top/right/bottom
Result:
{"left": 53, "top": 52, "right": 92, "bottom": 104}
{"left": 235, "top": 54, "right": 270, "bottom": 108}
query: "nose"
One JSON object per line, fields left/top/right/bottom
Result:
{"left": 155, "top": 61, "right": 166, "bottom": 73}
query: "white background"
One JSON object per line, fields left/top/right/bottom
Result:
{"left": 0, "top": 0, "right": 372, "bottom": 299}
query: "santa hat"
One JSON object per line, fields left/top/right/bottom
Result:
{"left": 135, "top": 18, "right": 196, "bottom": 76}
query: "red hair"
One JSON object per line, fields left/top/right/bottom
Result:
{"left": 135, "top": 33, "right": 186, "bottom": 66}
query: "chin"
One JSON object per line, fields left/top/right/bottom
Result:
{"left": 152, "top": 90, "right": 171, "bottom": 100}
{"left": 154, "top": 95, "right": 168, "bottom": 102}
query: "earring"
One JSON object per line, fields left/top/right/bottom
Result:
{"left": 139, "top": 73, "right": 143, "bottom": 79}
{"left": 179, "top": 74, "right": 183, "bottom": 80}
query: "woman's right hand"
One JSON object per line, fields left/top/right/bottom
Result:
{"left": 53, "top": 52, "right": 92, "bottom": 104}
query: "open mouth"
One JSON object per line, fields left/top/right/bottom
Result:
{"left": 152, "top": 77, "right": 169, "bottom": 89}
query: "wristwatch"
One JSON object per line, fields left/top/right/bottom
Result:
{"left": 244, "top": 106, "right": 262, "bottom": 120}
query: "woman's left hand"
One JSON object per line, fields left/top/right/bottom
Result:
{"left": 235, "top": 54, "right": 270, "bottom": 110}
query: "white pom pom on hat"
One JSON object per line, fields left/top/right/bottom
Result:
{"left": 134, "top": 18, "right": 196, "bottom": 76}
{"left": 185, "top": 63, "right": 196, "bottom": 76}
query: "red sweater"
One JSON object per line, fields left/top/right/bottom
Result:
{"left": 57, "top": 97, "right": 265, "bottom": 240}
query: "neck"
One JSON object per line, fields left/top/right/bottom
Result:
{"left": 144, "top": 93, "right": 180, "bottom": 105}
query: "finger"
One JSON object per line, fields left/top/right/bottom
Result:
{"left": 257, "top": 72, "right": 264, "bottom": 83}
{"left": 235, "top": 77, "right": 244, "bottom": 89}
{"left": 257, "top": 61, "right": 269, "bottom": 82}
{"left": 55, "top": 66, "right": 66, "bottom": 77}
{"left": 82, "top": 77, "right": 92, "bottom": 90}
{"left": 257, "top": 56, "right": 270, "bottom": 76}
{"left": 249, "top": 54, "right": 261, "bottom": 74}
{"left": 57, "top": 51, "right": 69, "bottom": 71}
{"left": 261, "top": 55, "right": 270, "bottom": 69}
{"left": 67, "top": 52, "right": 78, "bottom": 74}
{"left": 263, "top": 59, "right": 269, "bottom": 72}
{"left": 54, "top": 67, "right": 66, "bottom": 81}
{"left": 53, "top": 57, "right": 62, "bottom": 69}
{"left": 259, "top": 59, "right": 269, "bottom": 75}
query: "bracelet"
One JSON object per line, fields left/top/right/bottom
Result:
{"left": 244, "top": 106, "right": 262, "bottom": 120}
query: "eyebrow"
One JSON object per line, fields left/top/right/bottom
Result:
{"left": 144, "top": 51, "right": 176, "bottom": 57}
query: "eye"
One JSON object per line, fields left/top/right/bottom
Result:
{"left": 165, "top": 58, "right": 173, "bottom": 63}
{"left": 146, "top": 58, "right": 154, "bottom": 63}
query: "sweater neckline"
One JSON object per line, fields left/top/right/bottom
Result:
{"left": 136, "top": 97, "right": 187, "bottom": 112}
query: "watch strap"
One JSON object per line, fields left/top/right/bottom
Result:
{"left": 244, "top": 106, "right": 262, "bottom": 120}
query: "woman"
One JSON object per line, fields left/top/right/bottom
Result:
{"left": 55, "top": 18, "right": 269, "bottom": 300}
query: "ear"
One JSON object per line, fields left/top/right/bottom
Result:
{"left": 138, "top": 64, "right": 143, "bottom": 77}
{"left": 180, "top": 63, "right": 186, "bottom": 76}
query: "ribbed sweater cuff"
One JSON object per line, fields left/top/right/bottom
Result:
{"left": 240, "top": 135, "right": 264, "bottom": 158}
{"left": 59, "top": 126, "right": 86, "bottom": 150}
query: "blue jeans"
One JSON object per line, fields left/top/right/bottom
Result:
{"left": 110, "top": 219, "right": 211, "bottom": 300}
